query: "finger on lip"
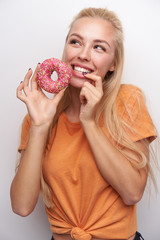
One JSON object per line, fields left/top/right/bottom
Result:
{"left": 82, "top": 72, "right": 99, "bottom": 81}
{"left": 82, "top": 72, "right": 95, "bottom": 77}
{"left": 82, "top": 72, "right": 88, "bottom": 75}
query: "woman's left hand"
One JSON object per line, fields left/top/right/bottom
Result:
{"left": 79, "top": 73, "right": 103, "bottom": 123}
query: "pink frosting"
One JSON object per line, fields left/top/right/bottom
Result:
{"left": 37, "top": 58, "right": 72, "bottom": 93}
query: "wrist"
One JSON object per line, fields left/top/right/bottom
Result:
{"left": 28, "top": 124, "right": 51, "bottom": 151}
{"left": 81, "top": 119, "right": 98, "bottom": 131}
{"left": 30, "top": 123, "right": 51, "bottom": 136}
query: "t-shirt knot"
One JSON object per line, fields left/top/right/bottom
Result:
{"left": 71, "top": 227, "right": 91, "bottom": 240}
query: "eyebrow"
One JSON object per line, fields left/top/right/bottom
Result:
{"left": 69, "top": 33, "right": 111, "bottom": 48}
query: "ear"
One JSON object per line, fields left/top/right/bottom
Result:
{"left": 109, "top": 61, "right": 115, "bottom": 72}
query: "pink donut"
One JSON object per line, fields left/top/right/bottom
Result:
{"left": 37, "top": 58, "right": 72, "bottom": 93}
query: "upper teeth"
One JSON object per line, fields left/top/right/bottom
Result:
{"left": 74, "top": 66, "right": 91, "bottom": 73}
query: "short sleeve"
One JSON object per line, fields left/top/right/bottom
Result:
{"left": 18, "top": 114, "right": 31, "bottom": 152}
{"left": 117, "top": 84, "right": 157, "bottom": 143}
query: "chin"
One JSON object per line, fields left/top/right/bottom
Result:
{"left": 69, "top": 78, "right": 85, "bottom": 89}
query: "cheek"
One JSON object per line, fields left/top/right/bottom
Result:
{"left": 63, "top": 48, "right": 69, "bottom": 62}
{"left": 63, "top": 45, "right": 71, "bottom": 61}
{"left": 96, "top": 60, "right": 111, "bottom": 76}
{"left": 96, "top": 56, "right": 115, "bottom": 77}
{"left": 63, "top": 45, "right": 77, "bottom": 62}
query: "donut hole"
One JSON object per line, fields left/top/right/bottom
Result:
{"left": 51, "top": 71, "right": 58, "bottom": 81}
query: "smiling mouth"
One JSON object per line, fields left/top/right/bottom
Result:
{"left": 72, "top": 65, "right": 93, "bottom": 74}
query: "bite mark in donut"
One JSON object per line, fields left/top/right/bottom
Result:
{"left": 37, "top": 58, "right": 72, "bottom": 93}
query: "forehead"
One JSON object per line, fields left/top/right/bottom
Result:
{"left": 69, "top": 17, "right": 115, "bottom": 40}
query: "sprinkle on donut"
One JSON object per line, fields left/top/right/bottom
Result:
{"left": 37, "top": 58, "right": 72, "bottom": 93}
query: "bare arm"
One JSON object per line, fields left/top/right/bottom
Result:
{"left": 82, "top": 120, "right": 148, "bottom": 205}
{"left": 10, "top": 65, "right": 65, "bottom": 216}
{"left": 10, "top": 124, "right": 50, "bottom": 216}
{"left": 80, "top": 73, "right": 148, "bottom": 205}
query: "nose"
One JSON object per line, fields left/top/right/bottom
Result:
{"left": 78, "top": 45, "right": 91, "bottom": 62}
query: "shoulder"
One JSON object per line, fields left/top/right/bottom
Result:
{"left": 22, "top": 114, "right": 31, "bottom": 129}
{"left": 117, "top": 84, "right": 143, "bottom": 100}
{"left": 116, "top": 84, "right": 147, "bottom": 126}
{"left": 117, "top": 84, "right": 144, "bottom": 114}
{"left": 18, "top": 114, "right": 31, "bottom": 152}
{"left": 23, "top": 114, "right": 31, "bottom": 123}
{"left": 116, "top": 84, "right": 157, "bottom": 143}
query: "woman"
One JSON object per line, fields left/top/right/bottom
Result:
{"left": 10, "top": 7, "right": 157, "bottom": 240}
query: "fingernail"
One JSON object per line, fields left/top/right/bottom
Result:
{"left": 82, "top": 72, "right": 88, "bottom": 75}
{"left": 20, "top": 81, "right": 23, "bottom": 84}
{"left": 28, "top": 68, "right": 31, "bottom": 71}
{"left": 38, "top": 62, "right": 41, "bottom": 65}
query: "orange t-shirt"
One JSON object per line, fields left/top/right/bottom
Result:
{"left": 18, "top": 84, "right": 157, "bottom": 239}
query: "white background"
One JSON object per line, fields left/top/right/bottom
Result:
{"left": 0, "top": 0, "right": 160, "bottom": 239}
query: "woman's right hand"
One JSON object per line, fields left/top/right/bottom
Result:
{"left": 17, "top": 64, "right": 66, "bottom": 128}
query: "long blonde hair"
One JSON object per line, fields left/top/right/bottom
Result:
{"left": 41, "top": 7, "right": 159, "bottom": 208}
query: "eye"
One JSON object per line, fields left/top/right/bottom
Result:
{"left": 94, "top": 45, "right": 106, "bottom": 52}
{"left": 69, "top": 39, "right": 81, "bottom": 46}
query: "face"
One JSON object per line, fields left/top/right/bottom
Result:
{"left": 63, "top": 17, "right": 116, "bottom": 88}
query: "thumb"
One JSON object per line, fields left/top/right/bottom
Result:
{"left": 53, "top": 87, "right": 67, "bottom": 106}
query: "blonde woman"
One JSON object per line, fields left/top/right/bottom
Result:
{"left": 10, "top": 7, "right": 157, "bottom": 240}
